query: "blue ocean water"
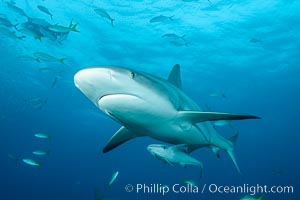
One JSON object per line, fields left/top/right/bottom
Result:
{"left": 0, "top": 0, "right": 299, "bottom": 199}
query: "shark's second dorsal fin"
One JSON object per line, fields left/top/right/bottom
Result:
{"left": 103, "top": 126, "right": 141, "bottom": 153}
{"left": 168, "top": 64, "right": 182, "bottom": 90}
{"left": 178, "top": 111, "right": 260, "bottom": 124}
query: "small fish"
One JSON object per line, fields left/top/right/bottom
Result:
{"left": 32, "top": 150, "right": 50, "bottom": 156}
{"left": 49, "top": 23, "right": 79, "bottom": 33}
{"left": 18, "top": 55, "right": 40, "bottom": 62}
{"left": 150, "top": 15, "right": 174, "bottom": 23}
{"left": 209, "top": 92, "right": 226, "bottom": 98}
{"left": 0, "top": 27, "right": 25, "bottom": 40}
{"left": 39, "top": 67, "right": 55, "bottom": 73}
{"left": 94, "top": 8, "right": 115, "bottom": 27}
{"left": 0, "top": 17, "right": 17, "bottom": 28}
{"left": 18, "top": 27, "right": 43, "bottom": 41}
{"left": 109, "top": 171, "right": 119, "bottom": 187}
{"left": 33, "top": 52, "right": 66, "bottom": 64}
{"left": 34, "top": 133, "right": 52, "bottom": 141}
{"left": 240, "top": 195, "right": 264, "bottom": 200}
{"left": 26, "top": 96, "right": 47, "bottom": 103}
{"left": 25, "top": 96, "right": 43, "bottom": 103}
{"left": 25, "top": 96, "right": 48, "bottom": 109}
{"left": 37, "top": 5, "right": 53, "bottom": 20}
{"left": 182, "top": 179, "right": 197, "bottom": 187}
{"left": 27, "top": 17, "right": 51, "bottom": 27}
{"left": 169, "top": 40, "right": 189, "bottom": 47}
{"left": 51, "top": 76, "right": 58, "bottom": 88}
{"left": 6, "top": 2, "right": 28, "bottom": 18}
{"left": 22, "top": 158, "right": 41, "bottom": 167}
{"left": 249, "top": 38, "right": 262, "bottom": 43}
{"left": 162, "top": 33, "right": 186, "bottom": 41}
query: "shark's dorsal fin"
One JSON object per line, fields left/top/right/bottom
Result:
{"left": 178, "top": 111, "right": 260, "bottom": 124}
{"left": 103, "top": 126, "right": 141, "bottom": 153}
{"left": 168, "top": 64, "right": 182, "bottom": 89}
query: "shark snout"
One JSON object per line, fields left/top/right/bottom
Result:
{"left": 146, "top": 146, "right": 152, "bottom": 152}
{"left": 74, "top": 67, "right": 115, "bottom": 106}
{"left": 147, "top": 144, "right": 164, "bottom": 155}
{"left": 147, "top": 145, "right": 157, "bottom": 155}
{"left": 74, "top": 67, "right": 110, "bottom": 88}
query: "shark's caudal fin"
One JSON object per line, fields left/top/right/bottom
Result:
{"left": 226, "top": 132, "right": 241, "bottom": 174}
{"left": 103, "top": 126, "right": 141, "bottom": 153}
{"left": 168, "top": 64, "right": 182, "bottom": 89}
{"left": 178, "top": 111, "right": 260, "bottom": 124}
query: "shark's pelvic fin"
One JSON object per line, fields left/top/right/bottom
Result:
{"left": 226, "top": 132, "right": 241, "bottom": 174}
{"left": 211, "top": 146, "right": 221, "bottom": 158}
{"left": 228, "top": 131, "right": 239, "bottom": 144}
{"left": 178, "top": 111, "right": 260, "bottom": 124}
{"left": 103, "top": 126, "right": 141, "bottom": 153}
{"left": 168, "top": 64, "right": 182, "bottom": 90}
{"left": 180, "top": 160, "right": 203, "bottom": 178}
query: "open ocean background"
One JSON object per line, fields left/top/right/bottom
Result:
{"left": 0, "top": 0, "right": 299, "bottom": 199}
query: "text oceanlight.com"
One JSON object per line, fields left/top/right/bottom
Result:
{"left": 124, "top": 183, "right": 294, "bottom": 196}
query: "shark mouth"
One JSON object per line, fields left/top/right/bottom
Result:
{"left": 106, "top": 110, "right": 125, "bottom": 125}
{"left": 97, "top": 93, "right": 133, "bottom": 125}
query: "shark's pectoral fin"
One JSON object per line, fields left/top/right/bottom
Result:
{"left": 103, "top": 126, "right": 141, "bottom": 153}
{"left": 157, "top": 156, "right": 173, "bottom": 166}
{"left": 168, "top": 64, "right": 182, "bottom": 90}
{"left": 178, "top": 111, "right": 260, "bottom": 124}
{"left": 179, "top": 161, "right": 203, "bottom": 178}
{"left": 179, "top": 162, "right": 188, "bottom": 168}
{"left": 165, "top": 159, "right": 174, "bottom": 166}
{"left": 179, "top": 162, "right": 187, "bottom": 168}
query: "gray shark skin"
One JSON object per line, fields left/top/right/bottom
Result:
{"left": 74, "top": 64, "right": 260, "bottom": 173}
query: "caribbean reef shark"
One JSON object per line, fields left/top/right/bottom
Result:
{"left": 147, "top": 144, "right": 203, "bottom": 176}
{"left": 74, "top": 64, "right": 260, "bottom": 173}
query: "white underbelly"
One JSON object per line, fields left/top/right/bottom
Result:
{"left": 98, "top": 93, "right": 176, "bottom": 126}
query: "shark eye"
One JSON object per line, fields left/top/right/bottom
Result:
{"left": 163, "top": 146, "right": 166, "bottom": 149}
{"left": 130, "top": 72, "right": 135, "bottom": 79}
